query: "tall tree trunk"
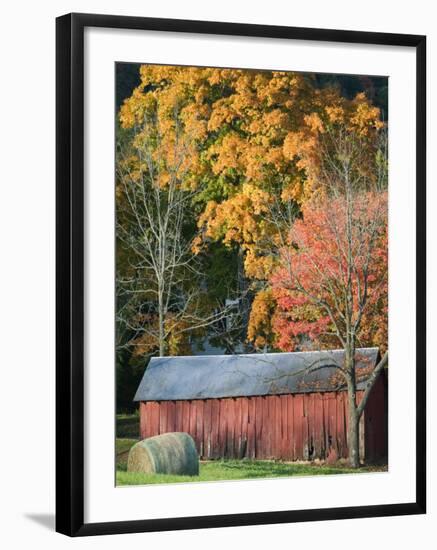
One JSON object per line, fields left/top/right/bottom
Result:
{"left": 346, "top": 345, "right": 360, "bottom": 468}
{"left": 158, "top": 312, "right": 165, "bottom": 357}
{"left": 347, "top": 400, "right": 360, "bottom": 468}
{"left": 158, "top": 282, "right": 166, "bottom": 357}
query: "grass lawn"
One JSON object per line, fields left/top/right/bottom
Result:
{"left": 116, "top": 437, "right": 387, "bottom": 486}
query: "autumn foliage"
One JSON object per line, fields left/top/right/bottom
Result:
{"left": 270, "top": 192, "right": 388, "bottom": 352}
{"left": 118, "top": 64, "right": 387, "bottom": 358}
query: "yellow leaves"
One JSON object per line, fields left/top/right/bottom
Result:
{"left": 325, "top": 104, "right": 344, "bottom": 123}
{"left": 207, "top": 100, "right": 237, "bottom": 132}
{"left": 282, "top": 131, "right": 301, "bottom": 160}
{"left": 304, "top": 112, "right": 325, "bottom": 133}
{"left": 208, "top": 133, "right": 247, "bottom": 175}
{"left": 244, "top": 249, "right": 275, "bottom": 280}
{"left": 206, "top": 68, "right": 223, "bottom": 86}
{"left": 191, "top": 234, "right": 204, "bottom": 255}
{"left": 196, "top": 183, "right": 282, "bottom": 281}
{"left": 194, "top": 84, "right": 209, "bottom": 104}
{"left": 247, "top": 288, "right": 276, "bottom": 349}
{"left": 165, "top": 317, "right": 192, "bottom": 356}
{"left": 349, "top": 92, "right": 384, "bottom": 135}
{"left": 281, "top": 180, "right": 305, "bottom": 203}
{"left": 131, "top": 314, "right": 193, "bottom": 357}
{"left": 198, "top": 184, "right": 269, "bottom": 246}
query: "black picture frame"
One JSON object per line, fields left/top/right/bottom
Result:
{"left": 56, "top": 12, "right": 426, "bottom": 537}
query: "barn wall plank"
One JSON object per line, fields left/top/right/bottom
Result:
{"left": 195, "top": 400, "right": 204, "bottom": 457}
{"left": 149, "top": 401, "right": 160, "bottom": 436}
{"left": 159, "top": 401, "right": 167, "bottom": 434}
{"left": 234, "top": 397, "right": 242, "bottom": 458}
{"left": 336, "top": 392, "right": 347, "bottom": 458}
{"left": 307, "top": 393, "right": 315, "bottom": 460}
{"left": 167, "top": 401, "right": 176, "bottom": 433}
{"left": 294, "top": 394, "right": 304, "bottom": 460}
{"left": 327, "top": 393, "right": 337, "bottom": 457}
{"left": 247, "top": 397, "right": 256, "bottom": 459}
{"left": 203, "top": 399, "right": 212, "bottom": 458}
{"left": 140, "top": 401, "right": 148, "bottom": 439}
{"left": 265, "top": 396, "right": 272, "bottom": 458}
{"left": 262, "top": 396, "right": 270, "bottom": 459}
{"left": 273, "top": 395, "right": 281, "bottom": 459}
{"left": 218, "top": 399, "right": 226, "bottom": 458}
{"left": 364, "top": 375, "right": 388, "bottom": 461}
{"left": 302, "top": 394, "right": 309, "bottom": 459}
{"left": 254, "top": 396, "right": 263, "bottom": 458}
{"left": 188, "top": 400, "right": 197, "bottom": 440}
{"left": 313, "top": 393, "right": 324, "bottom": 458}
{"left": 211, "top": 398, "right": 220, "bottom": 459}
{"left": 181, "top": 401, "right": 189, "bottom": 434}
{"left": 228, "top": 399, "right": 236, "bottom": 459}
{"left": 280, "top": 395, "right": 288, "bottom": 459}
{"left": 287, "top": 394, "right": 294, "bottom": 460}
{"left": 322, "top": 393, "right": 331, "bottom": 455}
{"left": 240, "top": 397, "right": 249, "bottom": 459}
{"left": 173, "top": 400, "right": 179, "bottom": 432}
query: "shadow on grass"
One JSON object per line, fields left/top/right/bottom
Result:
{"left": 205, "top": 460, "right": 360, "bottom": 478}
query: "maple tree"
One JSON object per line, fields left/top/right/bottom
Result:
{"left": 270, "top": 192, "right": 387, "bottom": 351}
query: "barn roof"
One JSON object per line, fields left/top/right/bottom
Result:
{"left": 134, "top": 348, "right": 380, "bottom": 402}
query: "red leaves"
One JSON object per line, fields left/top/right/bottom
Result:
{"left": 270, "top": 191, "right": 388, "bottom": 351}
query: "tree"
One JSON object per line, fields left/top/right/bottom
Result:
{"left": 268, "top": 115, "right": 388, "bottom": 466}
{"left": 116, "top": 104, "right": 237, "bottom": 357}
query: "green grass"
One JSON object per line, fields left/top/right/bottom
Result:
{"left": 115, "top": 437, "right": 387, "bottom": 486}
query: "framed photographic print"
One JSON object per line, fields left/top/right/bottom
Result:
{"left": 56, "top": 13, "right": 426, "bottom": 536}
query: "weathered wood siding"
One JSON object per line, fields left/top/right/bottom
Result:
{"left": 363, "top": 373, "right": 388, "bottom": 461}
{"left": 139, "top": 377, "right": 387, "bottom": 461}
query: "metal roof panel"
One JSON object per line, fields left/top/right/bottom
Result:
{"left": 134, "top": 348, "right": 380, "bottom": 401}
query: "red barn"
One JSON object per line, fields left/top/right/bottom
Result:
{"left": 134, "top": 348, "right": 387, "bottom": 462}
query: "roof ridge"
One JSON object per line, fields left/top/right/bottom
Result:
{"left": 149, "top": 347, "right": 379, "bottom": 361}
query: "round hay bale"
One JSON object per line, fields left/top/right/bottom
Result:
{"left": 127, "top": 432, "right": 199, "bottom": 476}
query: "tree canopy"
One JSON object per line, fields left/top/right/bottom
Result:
{"left": 116, "top": 63, "right": 388, "bottom": 364}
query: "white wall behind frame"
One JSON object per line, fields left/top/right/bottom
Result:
{"left": 1, "top": 1, "right": 433, "bottom": 549}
